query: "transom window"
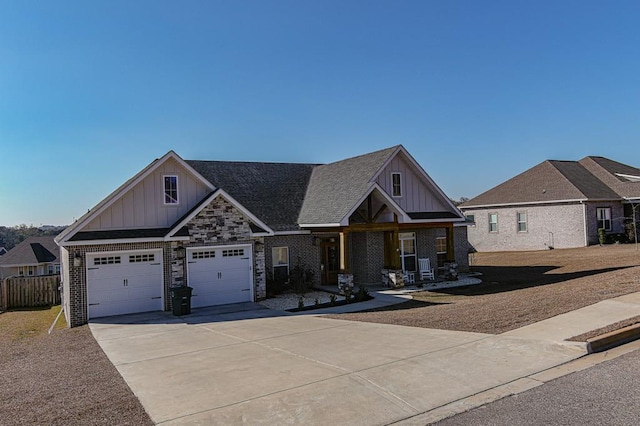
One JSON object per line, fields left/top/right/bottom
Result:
{"left": 597, "top": 207, "right": 612, "bottom": 231}
{"left": 517, "top": 212, "right": 528, "bottom": 233}
{"left": 192, "top": 250, "right": 215, "bottom": 259}
{"left": 163, "top": 175, "right": 179, "bottom": 205}
{"left": 391, "top": 173, "right": 402, "bottom": 197}
{"left": 129, "top": 254, "right": 155, "bottom": 263}
{"left": 399, "top": 232, "right": 416, "bottom": 272}
{"left": 94, "top": 256, "right": 121, "bottom": 265}
{"left": 222, "top": 248, "right": 245, "bottom": 257}
{"left": 489, "top": 213, "right": 498, "bottom": 233}
{"left": 272, "top": 247, "right": 289, "bottom": 282}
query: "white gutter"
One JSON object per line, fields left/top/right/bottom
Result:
{"left": 273, "top": 230, "right": 312, "bottom": 235}
{"left": 298, "top": 223, "right": 342, "bottom": 228}
{"left": 461, "top": 198, "right": 597, "bottom": 209}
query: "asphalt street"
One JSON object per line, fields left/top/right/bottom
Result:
{"left": 434, "top": 346, "right": 640, "bottom": 426}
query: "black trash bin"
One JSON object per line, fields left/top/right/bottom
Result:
{"left": 170, "top": 286, "right": 193, "bottom": 316}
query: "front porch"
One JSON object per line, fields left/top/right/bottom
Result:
{"left": 312, "top": 222, "right": 463, "bottom": 289}
{"left": 314, "top": 272, "right": 482, "bottom": 296}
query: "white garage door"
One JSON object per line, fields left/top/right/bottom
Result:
{"left": 187, "top": 245, "right": 252, "bottom": 308}
{"left": 87, "top": 250, "right": 163, "bottom": 319}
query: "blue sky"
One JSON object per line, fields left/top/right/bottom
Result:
{"left": 1, "top": 1, "right": 639, "bottom": 226}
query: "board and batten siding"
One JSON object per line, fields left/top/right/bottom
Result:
{"left": 376, "top": 154, "right": 449, "bottom": 213}
{"left": 85, "top": 157, "right": 210, "bottom": 230}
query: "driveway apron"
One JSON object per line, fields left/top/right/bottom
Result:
{"left": 90, "top": 303, "right": 585, "bottom": 425}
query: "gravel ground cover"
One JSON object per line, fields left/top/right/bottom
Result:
{"left": 326, "top": 244, "right": 640, "bottom": 335}
{"left": 0, "top": 307, "right": 152, "bottom": 426}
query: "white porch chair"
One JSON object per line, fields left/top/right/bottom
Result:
{"left": 418, "top": 258, "right": 435, "bottom": 281}
{"left": 403, "top": 271, "right": 415, "bottom": 284}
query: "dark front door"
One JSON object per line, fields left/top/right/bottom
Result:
{"left": 321, "top": 241, "right": 340, "bottom": 285}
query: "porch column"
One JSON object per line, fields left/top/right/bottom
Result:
{"left": 446, "top": 225, "right": 455, "bottom": 262}
{"left": 340, "top": 230, "right": 351, "bottom": 273}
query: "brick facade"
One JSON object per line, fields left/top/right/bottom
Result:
{"left": 350, "top": 231, "right": 385, "bottom": 285}
{"left": 263, "top": 234, "right": 321, "bottom": 287}
{"left": 464, "top": 203, "right": 587, "bottom": 252}
{"left": 464, "top": 201, "right": 631, "bottom": 252}
{"left": 584, "top": 202, "right": 626, "bottom": 245}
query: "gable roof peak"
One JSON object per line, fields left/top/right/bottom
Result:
{"left": 56, "top": 150, "right": 214, "bottom": 244}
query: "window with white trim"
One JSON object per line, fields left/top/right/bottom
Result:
{"left": 163, "top": 175, "right": 179, "bottom": 205}
{"left": 399, "top": 232, "right": 416, "bottom": 272}
{"left": 391, "top": 173, "right": 402, "bottom": 197}
{"left": 272, "top": 247, "right": 289, "bottom": 282}
{"left": 489, "top": 213, "right": 498, "bottom": 233}
{"left": 517, "top": 212, "right": 527, "bottom": 233}
{"left": 597, "top": 207, "right": 612, "bottom": 231}
{"left": 436, "top": 236, "right": 447, "bottom": 267}
{"left": 18, "top": 266, "right": 24, "bottom": 276}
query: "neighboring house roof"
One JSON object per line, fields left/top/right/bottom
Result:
{"left": 186, "top": 161, "right": 317, "bottom": 232}
{"left": 0, "top": 247, "right": 7, "bottom": 256}
{"left": 460, "top": 156, "right": 640, "bottom": 208}
{"left": 298, "top": 146, "right": 399, "bottom": 225}
{"left": 0, "top": 236, "right": 59, "bottom": 267}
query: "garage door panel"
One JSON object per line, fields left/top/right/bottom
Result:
{"left": 188, "top": 245, "right": 252, "bottom": 308}
{"left": 87, "top": 250, "right": 163, "bottom": 319}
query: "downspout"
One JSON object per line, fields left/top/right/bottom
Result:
{"left": 581, "top": 201, "right": 588, "bottom": 247}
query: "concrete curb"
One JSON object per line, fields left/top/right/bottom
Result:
{"left": 586, "top": 323, "right": 640, "bottom": 353}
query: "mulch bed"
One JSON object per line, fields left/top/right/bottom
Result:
{"left": 326, "top": 245, "right": 640, "bottom": 335}
{"left": 0, "top": 314, "right": 152, "bottom": 426}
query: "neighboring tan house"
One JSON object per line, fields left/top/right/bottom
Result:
{"left": 55, "top": 145, "right": 467, "bottom": 326}
{"left": 460, "top": 156, "right": 640, "bottom": 252}
{"left": 0, "top": 237, "right": 60, "bottom": 279}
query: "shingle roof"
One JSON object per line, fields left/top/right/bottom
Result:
{"left": 586, "top": 156, "right": 640, "bottom": 181}
{"left": 0, "top": 236, "right": 59, "bottom": 266}
{"left": 186, "top": 161, "right": 317, "bottom": 231}
{"left": 551, "top": 161, "right": 620, "bottom": 199}
{"left": 460, "top": 156, "right": 640, "bottom": 208}
{"left": 580, "top": 156, "right": 640, "bottom": 199}
{"left": 298, "top": 146, "right": 399, "bottom": 224}
{"left": 187, "top": 146, "right": 401, "bottom": 229}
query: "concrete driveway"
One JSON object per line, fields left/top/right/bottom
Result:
{"left": 89, "top": 303, "right": 586, "bottom": 425}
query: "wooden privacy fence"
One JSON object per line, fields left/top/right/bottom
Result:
{"left": 1, "top": 275, "right": 61, "bottom": 311}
